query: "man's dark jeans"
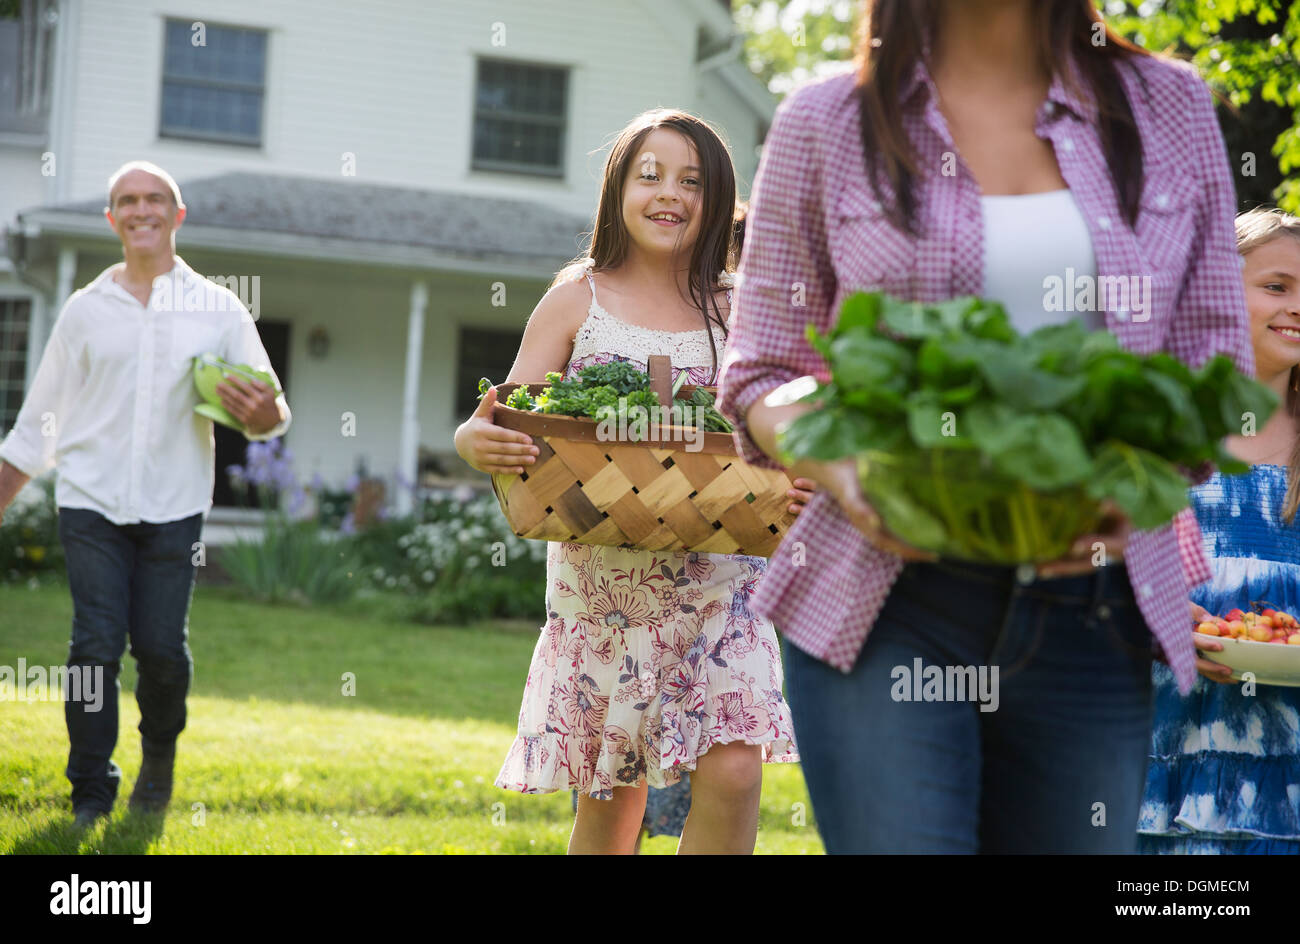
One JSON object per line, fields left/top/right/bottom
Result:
{"left": 56, "top": 507, "right": 203, "bottom": 813}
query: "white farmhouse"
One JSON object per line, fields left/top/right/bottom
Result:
{"left": 0, "top": 0, "right": 774, "bottom": 524}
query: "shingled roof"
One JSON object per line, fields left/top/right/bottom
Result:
{"left": 22, "top": 172, "right": 592, "bottom": 271}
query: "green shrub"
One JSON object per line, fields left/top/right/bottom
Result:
{"left": 220, "top": 517, "right": 360, "bottom": 605}
{"left": 222, "top": 440, "right": 359, "bottom": 605}
{"left": 351, "top": 490, "right": 547, "bottom": 623}
{"left": 0, "top": 477, "right": 64, "bottom": 584}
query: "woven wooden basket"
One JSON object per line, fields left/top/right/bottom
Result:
{"left": 489, "top": 355, "right": 797, "bottom": 557}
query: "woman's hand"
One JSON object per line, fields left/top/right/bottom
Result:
{"left": 454, "top": 386, "right": 539, "bottom": 475}
{"left": 1188, "top": 600, "right": 1235, "bottom": 683}
{"left": 1034, "top": 499, "right": 1133, "bottom": 579}
{"left": 786, "top": 477, "right": 817, "bottom": 515}
{"left": 790, "top": 456, "right": 938, "bottom": 562}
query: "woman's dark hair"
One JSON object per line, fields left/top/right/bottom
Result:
{"left": 557, "top": 109, "right": 738, "bottom": 377}
{"left": 855, "top": 0, "right": 1153, "bottom": 236}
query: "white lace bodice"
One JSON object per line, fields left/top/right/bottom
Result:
{"left": 566, "top": 271, "right": 725, "bottom": 384}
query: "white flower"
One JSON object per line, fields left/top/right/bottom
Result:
{"left": 422, "top": 570, "right": 434, "bottom": 583}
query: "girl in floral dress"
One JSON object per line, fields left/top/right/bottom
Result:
{"left": 454, "top": 110, "right": 804, "bottom": 854}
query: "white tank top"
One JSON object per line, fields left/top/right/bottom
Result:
{"left": 980, "top": 188, "right": 1102, "bottom": 335}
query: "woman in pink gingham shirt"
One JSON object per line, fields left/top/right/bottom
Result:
{"left": 716, "top": 0, "right": 1253, "bottom": 853}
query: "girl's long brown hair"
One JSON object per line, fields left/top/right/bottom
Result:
{"left": 1236, "top": 207, "right": 1300, "bottom": 524}
{"left": 855, "top": 0, "right": 1153, "bottom": 236}
{"left": 556, "top": 109, "right": 737, "bottom": 378}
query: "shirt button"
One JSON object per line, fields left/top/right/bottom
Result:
{"left": 1015, "top": 563, "right": 1036, "bottom": 585}
{"left": 1155, "top": 193, "right": 1170, "bottom": 209}
{"left": 1115, "top": 308, "right": 1130, "bottom": 322}
{"left": 1097, "top": 216, "right": 1111, "bottom": 230}
{"left": 1140, "top": 584, "right": 1153, "bottom": 599}
{"left": 1096, "top": 604, "right": 1112, "bottom": 620}
{"left": 1060, "top": 137, "right": 1075, "bottom": 152}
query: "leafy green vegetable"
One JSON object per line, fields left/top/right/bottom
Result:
{"left": 672, "top": 386, "right": 734, "bottom": 433}
{"left": 505, "top": 387, "right": 535, "bottom": 411}
{"left": 503, "top": 358, "right": 730, "bottom": 433}
{"left": 566, "top": 359, "right": 653, "bottom": 396}
{"left": 778, "top": 290, "right": 1279, "bottom": 563}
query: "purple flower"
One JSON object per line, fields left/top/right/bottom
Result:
{"left": 286, "top": 486, "right": 309, "bottom": 519}
{"left": 239, "top": 439, "right": 300, "bottom": 495}
{"left": 340, "top": 512, "right": 356, "bottom": 535}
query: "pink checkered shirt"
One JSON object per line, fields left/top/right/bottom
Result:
{"left": 716, "top": 52, "right": 1254, "bottom": 695}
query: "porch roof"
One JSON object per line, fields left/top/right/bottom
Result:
{"left": 13, "top": 172, "right": 592, "bottom": 277}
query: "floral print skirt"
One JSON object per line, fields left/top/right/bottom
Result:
{"left": 496, "top": 542, "right": 799, "bottom": 799}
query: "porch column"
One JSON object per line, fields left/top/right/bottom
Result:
{"left": 26, "top": 246, "right": 75, "bottom": 391}
{"left": 396, "top": 279, "right": 427, "bottom": 517}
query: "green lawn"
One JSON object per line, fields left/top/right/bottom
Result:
{"left": 0, "top": 581, "right": 822, "bottom": 854}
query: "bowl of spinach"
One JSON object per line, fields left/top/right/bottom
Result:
{"left": 777, "top": 291, "right": 1276, "bottom": 564}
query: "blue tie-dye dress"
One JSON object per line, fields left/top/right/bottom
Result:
{"left": 1138, "top": 464, "right": 1300, "bottom": 854}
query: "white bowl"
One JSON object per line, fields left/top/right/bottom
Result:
{"left": 1196, "top": 632, "right": 1300, "bottom": 687}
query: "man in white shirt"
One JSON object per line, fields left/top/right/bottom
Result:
{"left": 0, "top": 161, "right": 291, "bottom": 827}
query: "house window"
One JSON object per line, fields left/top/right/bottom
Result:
{"left": 0, "top": 1, "right": 57, "bottom": 138}
{"left": 456, "top": 327, "right": 524, "bottom": 417}
{"left": 472, "top": 59, "right": 567, "bottom": 177}
{"left": 159, "top": 19, "right": 267, "bottom": 146}
{"left": 0, "top": 299, "right": 32, "bottom": 436}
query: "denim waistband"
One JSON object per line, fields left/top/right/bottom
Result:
{"left": 904, "top": 556, "right": 1136, "bottom": 608}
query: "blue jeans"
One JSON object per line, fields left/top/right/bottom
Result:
{"left": 783, "top": 558, "right": 1154, "bottom": 853}
{"left": 57, "top": 507, "right": 203, "bottom": 813}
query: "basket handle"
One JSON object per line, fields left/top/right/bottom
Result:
{"left": 648, "top": 354, "right": 673, "bottom": 409}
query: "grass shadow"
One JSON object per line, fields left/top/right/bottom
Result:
{"left": 8, "top": 810, "right": 165, "bottom": 855}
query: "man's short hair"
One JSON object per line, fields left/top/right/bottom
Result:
{"left": 107, "top": 161, "right": 185, "bottom": 210}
